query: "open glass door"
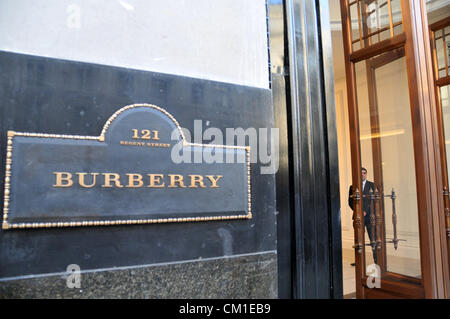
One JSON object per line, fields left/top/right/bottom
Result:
{"left": 355, "top": 47, "right": 423, "bottom": 293}
{"left": 362, "top": 47, "right": 422, "bottom": 275}
{"left": 340, "top": 0, "right": 449, "bottom": 298}
{"left": 430, "top": 15, "right": 450, "bottom": 274}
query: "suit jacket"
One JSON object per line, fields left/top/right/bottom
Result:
{"left": 348, "top": 180, "right": 375, "bottom": 218}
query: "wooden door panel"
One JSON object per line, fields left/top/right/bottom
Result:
{"left": 430, "top": 17, "right": 450, "bottom": 279}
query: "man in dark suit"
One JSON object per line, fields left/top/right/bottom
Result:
{"left": 348, "top": 167, "right": 377, "bottom": 265}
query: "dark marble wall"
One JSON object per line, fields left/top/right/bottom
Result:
{"left": 0, "top": 51, "right": 277, "bottom": 298}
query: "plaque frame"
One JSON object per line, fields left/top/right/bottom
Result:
{"left": 2, "top": 104, "right": 251, "bottom": 229}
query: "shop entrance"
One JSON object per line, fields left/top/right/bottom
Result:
{"left": 333, "top": 0, "right": 450, "bottom": 298}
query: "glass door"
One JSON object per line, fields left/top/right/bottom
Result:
{"left": 340, "top": 0, "right": 449, "bottom": 298}
{"left": 357, "top": 48, "right": 422, "bottom": 280}
{"left": 430, "top": 16, "right": 450, "bottom": 275}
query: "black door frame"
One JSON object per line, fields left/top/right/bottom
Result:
{"left": 271, "top": 0, "right": 343, "bottom": 299}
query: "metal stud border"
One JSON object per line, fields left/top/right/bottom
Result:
{"left": 2, "top": 104, "right": 251, "bottom": 229}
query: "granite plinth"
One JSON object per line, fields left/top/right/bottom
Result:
{"left": 0, "top": 251, "right": 277, "bottom": 299}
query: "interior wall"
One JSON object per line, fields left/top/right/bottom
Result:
{"left": 441, "top": 86, "right": 450, "bottom": 177}
{"left": 331, "top": 26, "right": 354, "bottom": 259}
{"left": 334, "top": 74, "right": 353, "bottom": 253}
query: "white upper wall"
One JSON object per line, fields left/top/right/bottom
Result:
{"left": 0, "top": 0, "right": 269, "bottom": 89}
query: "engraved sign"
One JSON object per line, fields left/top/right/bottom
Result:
{"left": 2, "top": 104, "right": 251, "bottom": 229}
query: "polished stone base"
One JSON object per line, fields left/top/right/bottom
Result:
{"left": 0, "top": 251, "right": 277, "bottom": 299}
